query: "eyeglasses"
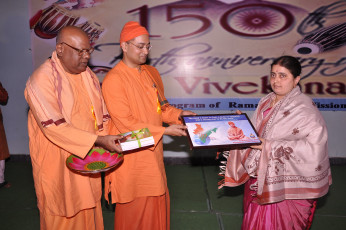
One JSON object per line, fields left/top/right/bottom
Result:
{"left": 127, "top": 42, "right": 152, "bottom": 51}
{"left": 61, "top": 42, "right": 94, "bottom": 56}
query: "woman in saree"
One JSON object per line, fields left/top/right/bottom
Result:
{"left": 219, "top": 56, "right": 332, "bottom": 230}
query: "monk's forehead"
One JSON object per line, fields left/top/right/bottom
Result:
{"left": 132, "top": 34, "right": 150, "bottom": 44}
{"left": 60, "top": 27, "right": 89, "bottom": 44}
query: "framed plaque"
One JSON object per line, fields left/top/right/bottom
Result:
{"left": 181, "top": 113, "right": 261, "bottom": 150}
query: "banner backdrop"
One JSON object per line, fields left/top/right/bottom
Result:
{"left": 29, "top": 0, "right": 346, "bottom": 111}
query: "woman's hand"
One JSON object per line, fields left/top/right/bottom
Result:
{"left": 250, "top": 137, "right": 265, "bottom": 150}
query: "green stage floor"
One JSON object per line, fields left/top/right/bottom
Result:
{"left": 0, "top": 160, "right": 345, "bottom": 230}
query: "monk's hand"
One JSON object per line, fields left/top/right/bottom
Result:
{"left": 250, "top": 137, "right": 265, "bottom": 150}
{"left": 235, "top": 110, "right": 242, "bottom": 115}
{"left": 95, "top": 135, "right": 123, "bottom": 153}
{"left": 164, "top": 124, "right": 188, "bottom": 136}
{"left": 179, "top": 110, "right": 196, "bottom": 120}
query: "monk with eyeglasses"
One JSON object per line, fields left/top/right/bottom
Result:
{"left": 25, "top": 26, "right": 123, "bottom": 230}
{"left": 102, "top": 21, "right": 196, "bottom": 230}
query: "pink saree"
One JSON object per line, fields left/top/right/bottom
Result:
{"left": 219, "top": 87, "right": 332, "bottom": 229}
{"left": 242, "top": 177, "right": 317, "bottom": 230}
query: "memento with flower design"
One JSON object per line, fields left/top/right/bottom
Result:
{"left": 66, "top": 148, "right": 123, "bottom": 173}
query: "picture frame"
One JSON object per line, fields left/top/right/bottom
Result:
{"left": 181, "top": 113, "right": 261, "bottom": 150}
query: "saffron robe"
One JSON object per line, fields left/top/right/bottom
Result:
{"left": 25, "top": 51, "right": 109, "bottom": 228}
{"left": 114, "top": 193, "right": 170, "bottom": 230}
{"left": 102, "top": 61, "right": 182, "bottom": 204}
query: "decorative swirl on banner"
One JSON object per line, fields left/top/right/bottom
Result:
{"left": 294, "top": 22, "right": 346, "bottom": 55}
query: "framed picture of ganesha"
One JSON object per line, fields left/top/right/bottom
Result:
{"left": 181, "top": 113, "right": 261, "bottom": 150}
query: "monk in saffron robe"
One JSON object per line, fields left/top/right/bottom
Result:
{"left": 219, "top": 56, "right": 332, "bottom": 230}
{"left": 102, "top": 21, "right": 196, "bottom": 230}
{"left": 227, "top": 121, "right": 245, "bottom": 140}
{"left": 25, "top": 26, "right": 123, "bottom": 230}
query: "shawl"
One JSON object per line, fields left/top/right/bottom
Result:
{"left": 219, "top": 86, "right": 332, "bottom": 204}
{"left": 25, "top": 51, "right": 110, "bottom": 130}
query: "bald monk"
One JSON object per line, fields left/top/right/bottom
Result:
{"left": 25, "top": 26, "right": 123, "bottom": 230}
{"left": 102, "top": 21, "right": 196, "bottom": 230}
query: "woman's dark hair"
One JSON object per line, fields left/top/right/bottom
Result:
{"left": 271, "top": 56, "right": 301, "bottom": 78}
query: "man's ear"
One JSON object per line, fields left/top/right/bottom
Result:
{"left": 120, "top": 42, "right": 127, "bottom": 53}
{"left": 56, "top": 43, "right": 63, "bottom": 56}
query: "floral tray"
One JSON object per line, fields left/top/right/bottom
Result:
{"left": 66, "top": 148, "right": 123, "bottom": 174}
